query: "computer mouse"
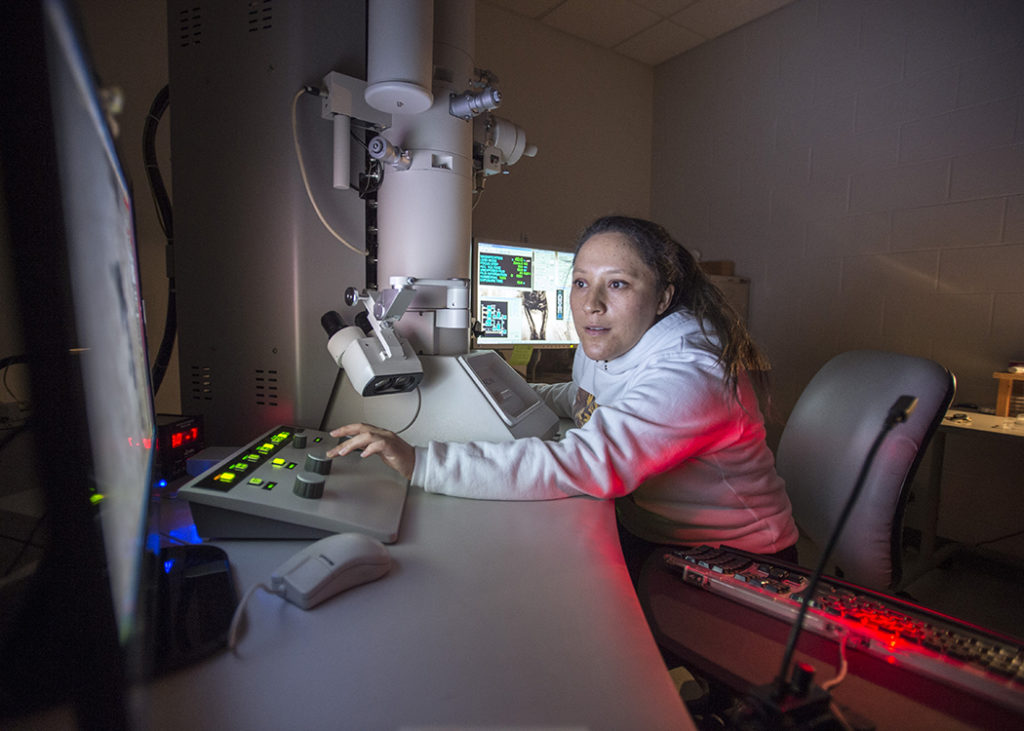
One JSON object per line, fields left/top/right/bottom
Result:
{"left": 270, "top": 532, "right": 391, "bottom": 610}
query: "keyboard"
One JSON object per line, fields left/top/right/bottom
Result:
{"left": 663, "top": 545, "right": 1024, "bottom": 716}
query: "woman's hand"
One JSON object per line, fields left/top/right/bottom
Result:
{"left": 327, "top": 423, "right": 415, "bottom": 481}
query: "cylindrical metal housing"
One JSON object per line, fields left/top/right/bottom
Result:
{"left": 365, "top": 0, "right": 434, "bottom": 114}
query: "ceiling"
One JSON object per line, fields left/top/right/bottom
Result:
{"left": 480, "top": 0, "right": 796, "bottom": 66}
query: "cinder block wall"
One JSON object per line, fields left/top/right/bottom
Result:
{"left": 652, "top": 0, "right": 1024, "bottom": 437}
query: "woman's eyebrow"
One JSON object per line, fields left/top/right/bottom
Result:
{"left": 572, "top": 266, "right": 638, "bottom": 278}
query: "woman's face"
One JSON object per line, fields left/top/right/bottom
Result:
{"left": 570, "top": 232, "right": 673, "bottom": 362}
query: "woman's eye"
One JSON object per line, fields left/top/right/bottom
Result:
{"left": 573, "top": 279, "right": 586, "bottom": 288}
{"left": 609, "top": 280, "right": 627, "bottom": 289}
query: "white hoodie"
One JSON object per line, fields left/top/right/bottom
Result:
{"left": 411, "top": 310, "right": 797, "bottom": 554}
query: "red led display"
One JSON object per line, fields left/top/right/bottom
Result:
{"left": 170, "top": 427, "right": 199, "bottom": 450}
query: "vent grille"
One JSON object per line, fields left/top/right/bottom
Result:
{"left": 190, "top": 365, "right": 213, "bottom": 401}
{"left": 177, "top": 6, "right": 203, "bottom": 47}
{"left": 247, "top": 0, "right": 273, "bottom": 33}
{"left": 255, "top": 369, "right": 279, "bottom": 406}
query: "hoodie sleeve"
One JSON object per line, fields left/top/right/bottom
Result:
{"left": 411, "top": 357, "right": 755, "bottom": 501}
{"left": 530, "top": 380, "right": 577, "bottom": 419}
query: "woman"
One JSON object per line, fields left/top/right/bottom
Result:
{"left": 328, "top": 216, "right": 797, "bottom": 572}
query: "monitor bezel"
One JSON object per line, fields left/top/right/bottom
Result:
{"left": 0, "top": 0, "right": 152, "bottom": 725}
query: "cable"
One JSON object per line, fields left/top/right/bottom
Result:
{"left": 318, "top": 367, "right": 347, "bottom": 432}
{"left": 142, "top": 84, "right": 176, "bottom": 395}
{"left": 973, "top": 527, "right": 1024, "bottom": 548}
{"left": 1, "top": 503, "right": 47, "bottom": 579}
{"left": 227, "top": 581, "right": 283, "bottom": 651}
{"left": 827, "top": 701, "right": 856, "bottom": 731}
{"left": 820, "top": 633, "right": 849, "bottom": 691}
{"left": 291, "top": 88, "right": 366, "bottom": 257}
{"left": 0, "top": 422, "right": 28, "bottom": 452}
{"left": 0, "top": 354, "right": 28, "bottom": 403}
{"left": 393, "top": 386, "right": 422, "bottom": 436}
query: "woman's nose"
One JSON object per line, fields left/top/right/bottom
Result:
{"left": 582, "top": 290, "right": 605, "bottom": 313}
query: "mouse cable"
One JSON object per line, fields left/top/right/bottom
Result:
{"left": 227, "top": 581, "right": 284, "bottom": 651}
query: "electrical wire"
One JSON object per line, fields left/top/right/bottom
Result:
{"left": 290, "top": 88, "right": 366, "bottom": 257}
{"left": 393, "top": 386, "right": 422, "bottom": 436}
{"left": 0, "top": 354, "right": 28, "bottom": 403}
{"left": 227, "top": 581, "right": 283, "bottom": 651}
{"left": 472, "top": 174, "right": 486, "bottom": 210}
{"left": 973, "top": 528, "right": 1024, "bottom": 548}
{"left": 820, "top": 633, "right": 849, "bottom": 691}
{"left": 827, "top": 701, "right": 856, "bottom": 731}
{"left": 1, "top": 502, "right": 46, "bottom": 579}
{"left": 142, "top": 84, "right": 176, "bottom": 395}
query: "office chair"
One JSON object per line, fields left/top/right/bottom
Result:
{"left": 775, "top": 350, "right": 955, "bottom": 593}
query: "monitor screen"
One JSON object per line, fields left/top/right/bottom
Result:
{"left": 47, "top": 0, "right": 156, "bottom": 642}
{"left": 1, "top": 0, "right": 155, "bottom": 722}
{"left": 473, "top": 239, "right": 579, "bottom": 348}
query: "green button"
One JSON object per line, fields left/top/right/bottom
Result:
{"left": 248, "top": 477, "right": 264, "bottom": 486}
{"left": 262, "top": 481, "right": 277, "bottom": 491}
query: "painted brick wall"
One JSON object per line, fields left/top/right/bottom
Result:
{"left": 652, "top": 0, "right": 1024, "bottom": 437}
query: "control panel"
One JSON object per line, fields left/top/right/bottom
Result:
{"left": 177, "top": 425, "right": 408, "bottom": 543}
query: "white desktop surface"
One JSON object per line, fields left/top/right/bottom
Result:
{"left": 139, "top": 488, "right": 693, "bottom": 730}
{"left": 941, "top": 410, "right": 1024, "bottom": 437}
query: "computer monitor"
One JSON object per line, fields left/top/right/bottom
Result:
{"left": 1, "top": 0, "right": 159, "bottom": 724}
{"left": 473, "top": 239, "right": 580, "bottom": 348}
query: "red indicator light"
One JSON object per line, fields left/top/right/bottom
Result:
{"left": 172, "top": 431, "right": 183, "bottom": 448}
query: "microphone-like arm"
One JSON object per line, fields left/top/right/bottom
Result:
{"left": 772, "top": 394, "right": 919, "bottom": 699}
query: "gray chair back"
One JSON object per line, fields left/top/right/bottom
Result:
{"left": 776, "top": 350, "right": 955, "bottom": 591}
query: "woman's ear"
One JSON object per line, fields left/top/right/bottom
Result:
{"left": 657, "top": 284, "right": 675, "bottom": 315}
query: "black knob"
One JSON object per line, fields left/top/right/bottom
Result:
{"left": 321, "top": 310, "right": 345, "bottom": 337}
{"left": 292, "top": 432, "right": 308, "bottom": 449}
{"left": 293, "top": 472, "right": 325, "bottom": 499}
{"left": 304, "top": 447, "right": 332, "bottom": 475}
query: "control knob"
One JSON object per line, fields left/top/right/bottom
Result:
{"left": 293, "top": 472, "right": 325, "bottom": 500}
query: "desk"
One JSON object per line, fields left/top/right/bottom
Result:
{"left": 909, "top": 410, "right": 1024, "bottom": 578}
{"left": 138, "top": 489, "right": 693, "bottom": 730}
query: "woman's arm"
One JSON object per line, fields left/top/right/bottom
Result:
{"left": 414, "top": 361, "right": 749, "bottom": 501}
{"left": 530, "top": 380, "right": 577, "bottom": 419}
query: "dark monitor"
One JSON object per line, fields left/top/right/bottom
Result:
{"left": 1, "top": 1, "right": 233, "bottom": 726}
{"left": 473, "top": 239, "right": 580, "bottom": 349}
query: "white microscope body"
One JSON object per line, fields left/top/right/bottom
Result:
{"left": 321, "top": 0, "right": 554, "bottom": 446}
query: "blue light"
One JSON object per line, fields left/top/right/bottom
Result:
{"left": 169, "top": 524, "right": 203, "bottom": 545}
{"left": 163, "top": 558, "right": 176, "bottom": 574}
